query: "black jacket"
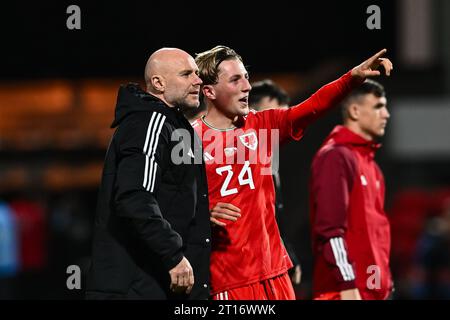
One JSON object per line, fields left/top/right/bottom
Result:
{"left": 86, "top": 84, "right": 211, "bottom": 299}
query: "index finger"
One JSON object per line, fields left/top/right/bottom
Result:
{"left": 367, "top": 48, "right": 387, "bottom": 64}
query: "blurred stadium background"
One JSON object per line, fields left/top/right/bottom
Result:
{"left": 0, "top": 0, "right": 449, "bottom": 299}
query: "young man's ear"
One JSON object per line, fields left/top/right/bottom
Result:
{"left": 202, "top": 85, "right": 215, "bottom": 100}
{"left": 347, "top": 103, "right": 360, "bottom": 121}
{"left": 151, "top": 75, "right": 165, "bottom": 93}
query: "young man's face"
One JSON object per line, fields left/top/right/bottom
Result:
{"left": 209, "top": 59, "right": 252, "bottom": 117}
{"left": 164, "top": 56, "right": 203, "bottom": 109}
{"left": 355, "top": 93, "right": 390, "bottom": 139}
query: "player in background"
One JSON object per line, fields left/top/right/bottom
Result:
{"left": 309, "top": 79, "right": 393, "bottom": 300}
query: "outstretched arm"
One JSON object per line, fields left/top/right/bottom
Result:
{"left": 288, "top": 49, "right": 393, "bottom": 128}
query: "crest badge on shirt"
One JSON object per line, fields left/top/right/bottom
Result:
{"left": 239, "top": 132, "right": 258, "bottom": 150}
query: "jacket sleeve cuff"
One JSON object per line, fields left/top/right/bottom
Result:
{"left": 162, "top": 251, "right": 184, "bottom": 271}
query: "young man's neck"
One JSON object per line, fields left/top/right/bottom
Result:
{"left": 344, "top": 123, "right": 374, "bottom": 141}
{"left": 203, "top": 105, "right": 238, "bottom": 130}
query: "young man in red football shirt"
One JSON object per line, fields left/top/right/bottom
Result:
{"left": 192, "top": 46, "right": 392, "bottom": 300}
{"left": 309, "top": 79, "right": 393, "bottom": 300}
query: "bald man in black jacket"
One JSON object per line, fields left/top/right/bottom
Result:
{"left": 86, "top": 48, "right": 211, "bottom": 300}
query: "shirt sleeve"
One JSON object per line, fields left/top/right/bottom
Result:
{"left": 113, "top": 112, "right": 183, "bottom": 271}
{"left": 287, "top": 70, "right": 364, "bottom": 135}
{"left": 254, "top": 107, "right": 304, "bottom": 144}
{"left": 311, "top": 145, "right": 359, "bottom": 290}
{"left": 254, "top": 71, "right": 364, "bottom": 144}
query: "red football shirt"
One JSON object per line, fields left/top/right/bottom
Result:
{"left": 192, "top": 108, "right": 302, "bottom": 294}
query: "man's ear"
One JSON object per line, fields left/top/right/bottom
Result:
{"left": 202, "top": 85, "right": 215, "bottom": 100}
{"left": 151, "top": 75, "right": 165, "bottom": 93}
{"left": 347, "top": 103, "right": 360, "bottom": 121}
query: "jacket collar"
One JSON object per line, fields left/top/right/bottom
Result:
{"left": 111, "top": 83, "right": 186, "bottom": 128}
{"left": 324, "top": 125, "right": 381, "bottom": 158}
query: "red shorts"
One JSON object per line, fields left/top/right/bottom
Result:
{"left": 212, "top": 272, "right": 295, "bottom": 300}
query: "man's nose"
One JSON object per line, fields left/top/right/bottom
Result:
{"left": 193, "top": 74, "right": 203, "bottom": 86}
{"left": 242, "top": 79, "right": 251, "bottom": 92}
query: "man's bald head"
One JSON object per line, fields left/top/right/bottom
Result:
{"left": 143, "top": 48, "right": 202, "bottom": 109}
{"left": 145, "top": 48, "right": 190, "bottom": 91}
